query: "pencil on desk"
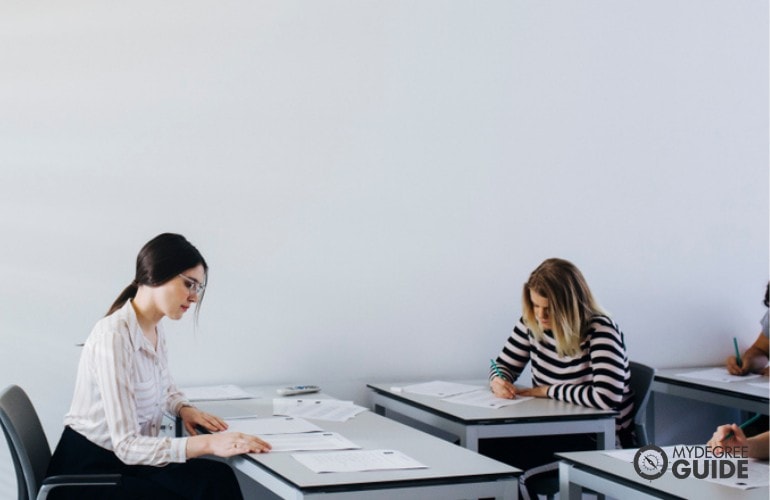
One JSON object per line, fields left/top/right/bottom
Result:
{"left": 733, "top": 337, "right": 742, "bottom": 367}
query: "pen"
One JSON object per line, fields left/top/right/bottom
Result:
{"left": 489, "top": 359, "right": 508, "bottom": 382}
{"left": 724, "top": 413, "right": 762, "bottom": 440}
{"left": 733, "top": 337, "right": 742, "bottom": 368}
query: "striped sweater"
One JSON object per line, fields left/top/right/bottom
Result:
{"left": 491, "top": 315, "right": 634, "bottom": 434}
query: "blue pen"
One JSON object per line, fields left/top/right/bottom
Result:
{"left": 489, "top": 359, "right": 508, "bottom": 381}
{"left": 733, "top": 337, "right": 742, "bottom": 368}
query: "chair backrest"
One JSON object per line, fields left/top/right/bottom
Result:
{"left": 0, "top": 385, "right": 52, "bottom": 500}
{"left": 628, "top": 361, "right": 655, "bottom": 447}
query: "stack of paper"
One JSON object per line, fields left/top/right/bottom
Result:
{"left": 273, "top": 398, "right": 367, "bottom": 422}
{"left": 401, "top": 381, "right": 482, "bottom": 397}
{"left": 292, "top": 449, "right": 427, "bottom": 473}
{"left": 677, "top": 368, "right": 761, "bottom": 383}
{"left": 226, "top": 416, "right": 322, "bottom": 435}
{"left": 225, "top": 417, "right": 362, "bottom": 454}
{"left": 181, "top": 384, "right": 254, "bottom": 401}
{"left": 442, "top": 390, "right": 533, "bottom": 409}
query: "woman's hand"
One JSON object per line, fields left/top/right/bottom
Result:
{"left": 490, "top": 377, "right": 517, "bottom": 399}
{"left": 207, "top": 432, "right": 272, "bottom": 457}
{"left": 516, "top": 385, "right": 549, "bottom": 398}
{"left": 186, "top": 431, "right": 272, "bottom": 459}
{"left": 726, "top": 355, "right": 749, "bottom": 376}
{"left": 179, "top": 406, "right": 228, "bottom": 436}
{"left": 707, "top": 424, "right": 747, "bottom": 456}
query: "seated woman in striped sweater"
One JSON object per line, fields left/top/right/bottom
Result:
{"left": 485, "top": 258, "right": 634, "bottom": 498}
{"left": 489, "top": 257, "right": 634, "bottom": 445}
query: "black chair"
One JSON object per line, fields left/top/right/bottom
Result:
{"left": 627, "top": 361, "right": 655, "bottom": 447}
{"left": 0, "top": 385, "right": 120, "bottom": 499}
{"left": 519, "top": 361, "right": 656, "bottom": 499}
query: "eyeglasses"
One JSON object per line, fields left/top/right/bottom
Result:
{"left": 178, "top": 274, "right": 206, "bottom": 296}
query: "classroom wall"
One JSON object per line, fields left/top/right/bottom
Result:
{"left": 1, "top": 0, "right": 767, "bottom": 495}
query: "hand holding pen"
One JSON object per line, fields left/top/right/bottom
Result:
{"left": 489, "top": 359, "right": 517, "bottom": 399}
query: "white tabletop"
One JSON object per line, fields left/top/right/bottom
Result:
{"left": 367, "top": 380, "right": 617, "bottom": 422}
{"left": 654, "top": 366, "right": 769, "bottom": 402}
{"left": 558, "top": 449, "right": 770, "bottom": 500}
{"left": 195, "top": 386, "right": 519, "bottom": 493}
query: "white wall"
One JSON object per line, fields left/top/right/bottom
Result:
{"left": 1, "top": 0, "right": 767, "bottom": 495}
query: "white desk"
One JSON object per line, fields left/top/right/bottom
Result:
{"left": 650, "top": 367, "right": 769, "bottom": 443}
{"left": 195, "top": 386, "right": 520, "bottom": 500}
{"left": 557, "top": 449, "right": 770, "bottom": 500}
{"left": 367, "top": 381, "right": 617, "bottom": 452}
{"left": 652, "top": 367, "right": 769, "bottom": 415}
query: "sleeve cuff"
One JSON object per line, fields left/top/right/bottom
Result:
{"left": 170, "top": 437, "right": 189, "bottom": 462}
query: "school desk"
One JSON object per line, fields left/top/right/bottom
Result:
{"left": 367, "top": 380, "right": 617, "bottom": 452}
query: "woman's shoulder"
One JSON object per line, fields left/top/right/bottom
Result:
{"left": 586, "top": 314, "right": 622, "bottom": 335}
{"left": 87, "top": 307, "right": 133, "bottom": 348}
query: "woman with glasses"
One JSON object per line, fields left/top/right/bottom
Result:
{"left": 47, "top": 233, "right": 270, "bottom": 499}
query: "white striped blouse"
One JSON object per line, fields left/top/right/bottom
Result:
{"left": 491, "top": 315, "right": 634, "bottom": 433}
{"left": 64, "top": 300, "right": 190, "bottom": 465}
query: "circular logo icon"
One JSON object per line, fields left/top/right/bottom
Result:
{"left": 633, "top": 445, "right": 668, "bottom": 480}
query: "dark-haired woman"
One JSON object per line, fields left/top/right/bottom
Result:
{"left": 48, "top": 233, "right": 270, "bottom": 499}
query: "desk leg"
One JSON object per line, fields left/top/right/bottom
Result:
{"left": 463, "top": 427, "right": 479, "bottom": 452}
{"left": 596, "top": 419, "right": 614, "bottom": 449}
{"left": 559, "top": 461, "right": 581, "bottom": 500}
{"left": 647, "top": 392, "right": 656, "bottom": 444}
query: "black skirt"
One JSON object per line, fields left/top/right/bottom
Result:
{"left": 46, "top": 426, "right": 243, "bottom": 500}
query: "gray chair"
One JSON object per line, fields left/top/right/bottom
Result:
{"left": 519, "top": 361, "right": 656, "bottom": 499}
{"left": 628, "top": 361, "right": 655, "bottom": 447}
{"left": 0, "top": 385, "right": 120, "bottom": 500}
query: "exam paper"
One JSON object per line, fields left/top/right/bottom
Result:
{"left": 401, "top": 381, "right": 482, "bottom": 397}
{"left": 251, "top": 432, "right": 360, "bottom": 452}
{"left": 224, "top": 416, "right": 322, "bottom": 435}
{"left": 676, "top": 368, "right": 761, "bottom": 383}
{"left": 292, "top": 449, "right": 428, "bottom": 473}
{"left": 604, "top": 447, "right": 770, "bottom": 490}
{"left": 181, "top": 384, "right": 253, "bottom": 401}
{"left": 704, "top": 459, "right": 770, "bottom": 490}
{"left": 273, "top": 399, "right": 367, "bottom": 422}
{"left": 441, "top": 389, "right": 533, "bottom": 408}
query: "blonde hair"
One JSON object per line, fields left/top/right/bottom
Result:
{"left": 522, "top": 258, "right": 607, "bottom": 357}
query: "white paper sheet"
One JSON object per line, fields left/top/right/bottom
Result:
{"left": 676, "top": 368, "right": 761, "bottom": 383}
{"left": 224, "top": 416, "right": 322, "bottom": 435}
{"left": 604, "top": 446, "right": 770, "bottom": 490}
{"left": 703, "top": 459, "right": 770, "bottom": 490}
{"left": 252, "top": 432, "right": 361, "bottom": 452}
{"left": 441, "top": 389, "right": 533, "bottom": 408}
{"left": 273, "top": 398, "right": 367, "bottom": 422}
{"left": 292, "top": 449, "right": 428, "bottom": 473}
{"left": 181, "top": 384, "right": 254, "bottom": 401}
{"left": 401, "top": 380, "right": 483, "bottom": 397}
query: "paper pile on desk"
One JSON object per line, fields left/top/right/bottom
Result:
{"left": 273, "top": 398, "right": 367, "bottom": 422}
{"left": 292, "top": 449, "right": 427, "bottom": 473}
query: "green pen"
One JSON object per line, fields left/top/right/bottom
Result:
{"left": 724, "top": 413, "right": 762, "bottom": 440}
{"left": 489, "top": 359, "right": 508, "bottom": 381}
{"left": 733, "top": 337, "right": 742, "bottom": 368}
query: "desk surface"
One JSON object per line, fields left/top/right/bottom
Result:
{"left": 196, "top": 386, "right": 519, "bottom": 496}
{"left": 654, "top": 367, "right": 769, "bottom": 402}
{"left": 367, "top": 380, "right": 617, "bottom": 423}
{"left": 557, "top": 449, "right": 770, "bottom": 500}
